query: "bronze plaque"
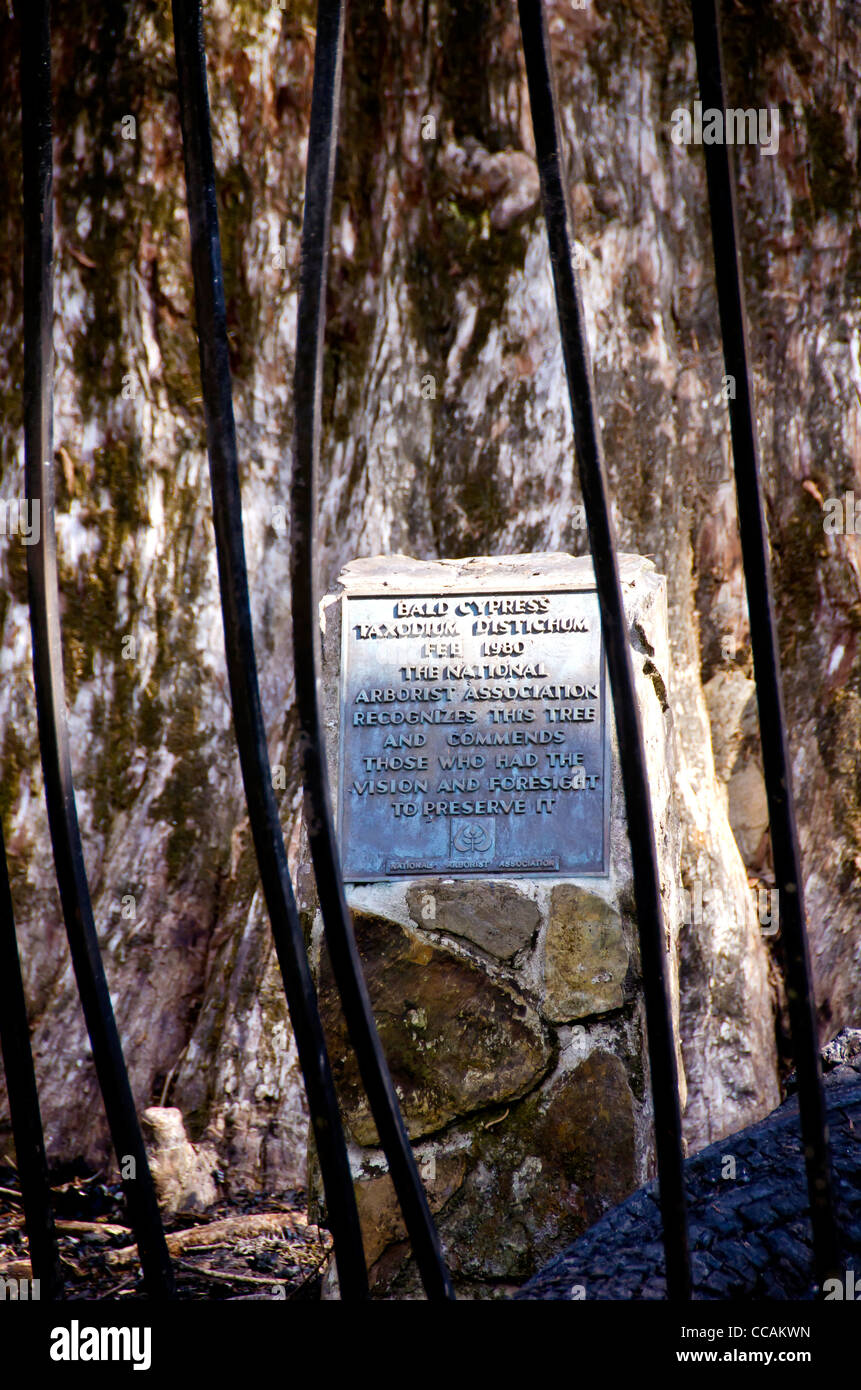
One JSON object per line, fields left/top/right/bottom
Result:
{"left": 338, "top": 587, "right": 610, "bottom": 879}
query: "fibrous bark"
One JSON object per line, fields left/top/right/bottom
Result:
{"left": 1, "top": 0, "right": 859, "bottom": 1188}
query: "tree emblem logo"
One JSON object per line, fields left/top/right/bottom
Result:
{"left": 453, "top": 824, "right": 491, "bottom": 853}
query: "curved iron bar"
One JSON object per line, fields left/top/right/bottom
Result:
{"left": 0, "top": 821, "right": 63, "bottom": 1298}
{"left": 517, "top": 0, "right": 691, "bottom": 1299}
{"left": 689, "top": 0, "right": 840, "bottom": 1289}
{"left": 17, "top": 0, "right": 174, "bottom": 1299}
{"left": 289, "top": 0, "right": 455, "bottom": 1301}
{"left": 170, "top": 0, "right": 369, "bottom": 1300}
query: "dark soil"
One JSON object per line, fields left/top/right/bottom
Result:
{"left": 0, "top": 1165, "right": 330, "bottom": 1301}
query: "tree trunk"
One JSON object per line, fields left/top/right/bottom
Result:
{"left": 0, "top": 0, "right": 858, "bottom": 1193}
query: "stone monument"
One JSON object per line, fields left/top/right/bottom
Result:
{"left": 299, "top": 552, "right": 683, "bottom": 1299}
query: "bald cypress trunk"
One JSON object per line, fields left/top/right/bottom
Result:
{"left": 0, "top": 0, "right": 857, "bottom": 1190}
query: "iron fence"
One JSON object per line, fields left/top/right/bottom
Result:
{"left": 0, "top": 0, "right": 839, "bottom": 1302}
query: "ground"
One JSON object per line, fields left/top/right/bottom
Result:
{"left": 0, "top": 1172, "right": 329, "bottom": 1301}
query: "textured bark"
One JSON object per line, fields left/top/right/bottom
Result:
{"left": 517, "top": 1057, "right": 861, "bottom": 1300}
{"left": 0, "top": 0, "right": 859, "bottom": 1188}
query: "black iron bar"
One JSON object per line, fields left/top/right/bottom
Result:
{"left": 289, "top": 0, "right": 455, "bottom": 1301}
{"left": 170, "top": 0, "right": 369, "bottom": 1300}
{"left": 689, "top": 0, "right": 840, "bottom": 1290}
{"left": 0, "top": 821, "right": 63, "bottom": 1298}
{"left": 517, "top": 0, "right": 691, "bottom": 1300}
{"left": 17, "top": 0, "right": 174, "bottom": 1299}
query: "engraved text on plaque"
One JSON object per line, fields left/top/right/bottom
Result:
{"left": 338, "top": 588, "right": 610, "bottom": 879}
